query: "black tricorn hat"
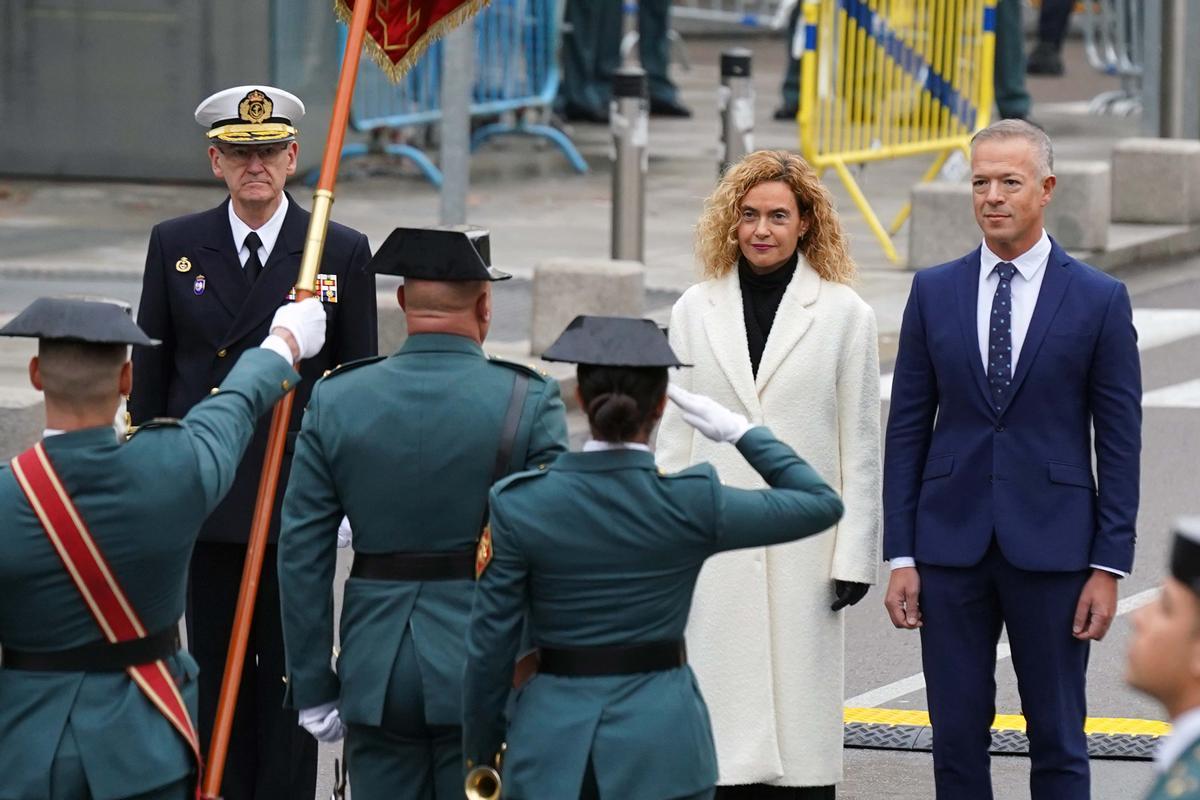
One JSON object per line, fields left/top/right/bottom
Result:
{"left": 0, "top": 297, "right": 159, "bottom": 347}
{"left": 1171, "top": 517, "right": 1200, "bottom": 594}
{"left": 542, "top": 315, "right": 688, "bottom": 367}
{"left": 368, "top": 226, "right": 510, "bottom": 281}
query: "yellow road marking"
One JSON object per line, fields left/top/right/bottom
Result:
{"left": 844, "top": 707, "right": 1170, "bottom": 737}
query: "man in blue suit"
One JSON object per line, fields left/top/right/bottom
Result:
{"left": 883, "top": 119, "right": 1142, "bottom": 800}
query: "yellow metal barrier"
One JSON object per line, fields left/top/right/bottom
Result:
{"left": 798, "top": 0, "right": 996, "bottom": 263}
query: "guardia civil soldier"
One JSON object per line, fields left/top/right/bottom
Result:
{"left": 131, "top": 84, "right": 377, "bottom": 799}
{"left": 462, "top": 316, "right": 845, "bottom": 800}
{"left": 0, "top": 295, "right": 326, "bottom": 799}
{"left": 1128, "top": 518, "right": 1200, "bottom": 800}
{"left": 277, "top": 227, "right": 569, "bottom": 799}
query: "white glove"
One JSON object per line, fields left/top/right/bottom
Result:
{"left": 298, "top": 701, "right": 345, "bottom": 743}
{"left": 667, "top": 383, "right": 753, "bottom": 444}
{"left": 337, "top": 515, "right": 353, "bottom": 549}
{"left": 263, "top": 297, "right": 328, "bottom": 362}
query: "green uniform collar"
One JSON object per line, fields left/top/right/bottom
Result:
{"left": 398, "top": 333, "right": 486, "bottom": 358}
{"left": 41, "top": 426, "right": 121, "bottom": 451}
{"left": 551, "top": 449, "right": 657, "bottom": 473}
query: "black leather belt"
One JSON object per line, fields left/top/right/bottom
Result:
{"left": 1, "top": 627, "right": 181, "bottom": 672}
{"left": 538, "top": 639, "right": 687, "bottom": 677}
{"left": 351, "top": 549, "right": 476, "bottom": 581}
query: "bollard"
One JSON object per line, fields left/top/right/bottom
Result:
{"left": 719, "top": 49, "right": 754, "bottom": 176}
{"left": 611, "top": 66, "right": 648, "bottom": 263}
{"left": 619, "top": 1, "right": 640, "bottom": 68}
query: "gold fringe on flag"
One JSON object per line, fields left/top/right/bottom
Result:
{"left": 333, "top": 0, "right": 492, "bottom": 83}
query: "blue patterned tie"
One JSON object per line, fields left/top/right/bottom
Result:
{"left": 988, "top": 262, "right": 1017, "bottom": 411}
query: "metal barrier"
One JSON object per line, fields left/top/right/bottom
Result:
{"left": 1080, "top": 0, "right": 1143, "bottom": 116}
{"left": 797, "top": 0, "right": 996, "bottom": 264}
{"left": 670, "top": 0, "right": 794, "bottom": 29}
{"left": 310, "top": 0, "right": 587, "bottom": 188}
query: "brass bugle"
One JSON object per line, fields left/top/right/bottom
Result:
{"left": 464, "top": 764, "right": 502, "bottom": 800}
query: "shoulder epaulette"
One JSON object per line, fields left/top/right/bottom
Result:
{"left": 658, "top": 463, "right": 715, "bottom": 481}
{"left": 127, "top": 417, "right": 182, "bottom": 439}
{"left": 486, "top": 354, "right": 550, "bottom": 381}
{"left": 493, "top": 467, "right": 551, "bottom": 494}
{"left": 320, "top": 355, "right": 386, "bottom": 381}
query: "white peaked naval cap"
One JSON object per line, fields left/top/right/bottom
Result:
{"left": 194, "top": 85, "right": 305, "bottom": 144}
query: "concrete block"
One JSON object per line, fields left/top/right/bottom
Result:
{"left": 1112, "top": 138, "right": 1200, "bottom": 224}
{"left": 908, "top": 182, "right": 978, "bottom": 269}
{"left": 1046, "top": 160, "right": 1110, "bottom": 251}
{"left": 0, "top": 388, "right": 44, "bottom": 462}
{"left": 376, "top": 289, "right": 407, "bottom": 357}
{"left": 531, "top": 259, "right": 645, "bottom": 355}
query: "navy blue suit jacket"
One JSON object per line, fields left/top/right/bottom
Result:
{"left": 882, "top": 239, "right": 1141, "bottom": 573}
{"left": 131, "top": 194, "right": 377, "bottom": 544}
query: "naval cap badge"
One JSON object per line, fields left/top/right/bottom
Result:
{"left": 239, "top": 90, "right": 273, "bottom": 125}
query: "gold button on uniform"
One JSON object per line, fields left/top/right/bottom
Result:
{"left": 282, "top": 379, "right": 292, "bottom": 391}
{"left": 217, "top": 349, "right": 227, "bottom": 358}
{"left": 210, "top": 387, "right": 220, "bottom": 396}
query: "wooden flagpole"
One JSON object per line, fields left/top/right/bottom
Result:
{"left": 199, "top": 0, "right": 374, "bottom": 794}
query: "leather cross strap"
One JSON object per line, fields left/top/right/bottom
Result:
{"left": 9, "top": 443, "right": 202, "bottom": 783}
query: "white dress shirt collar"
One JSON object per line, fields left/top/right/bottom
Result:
{"left": 979, "top": 229, "right": 1051, "bottom": 284}
{"left": 1157, "top": 707, "right": 1200, "bottom": 772}
{"left": 582, "top": 440, "right": 652, "bottom": 453}
{"left": 228, "top": 193, "right": 289, "bottom": 268}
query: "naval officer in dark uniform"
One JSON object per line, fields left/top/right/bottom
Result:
{"left": 463, "top": 316, "right": 845, "bottom": 799}
{"left": 0, "top": 294, "right": 327, "bottom": 799}
{"left": 131, "top": 85, "right": 378, "bottom": 799}
{"left": 278, "top": 227, "right": 569, "bottom": 799}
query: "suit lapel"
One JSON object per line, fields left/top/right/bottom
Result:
{"left": 754, "top": 257, "right": 819, "bottom": 393}
{"left": 221, "top": 195, "right": 309, "bottom": 350}
{"left": 700, "top": 272, "right": 761, "bottom": 416}
{"left": 1001, "top": 240, "right": 1073, "bottom": 414}
{"left": 955, "top": 248, "right": 994, "bottom": 411}
{"left": 196, "top": 200, "right": 250, "bottom": 318}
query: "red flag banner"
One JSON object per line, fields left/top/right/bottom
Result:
{"left": 334, "top": 0, "right": 490, "bottom": 82}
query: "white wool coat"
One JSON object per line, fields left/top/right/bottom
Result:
{"left": 655, "top": 258, "right": 882, "bottom": 787}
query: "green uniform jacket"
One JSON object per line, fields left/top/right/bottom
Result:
{"left": 1147, "top": 737, "right": 1200, "bottom": 799}
{"left": 278, "top": 333, "right": 568, "bottom": 728}
{"left": 0, "top": 348, "right": 298, "bottom": 800}
{"left": 463, "top": 426, "right": 845, "bottom": 800}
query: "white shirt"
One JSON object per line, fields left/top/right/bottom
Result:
{"left": 1156, "top": 707, "right": 1200, "bottom": 773}
{"left": 228, "top": 193, "right": 289, "bottom": 268}
{"left": 976, "top": 230, "right": 1051, "bottom": 374}
{"left": 582, "top": 440, "right": 652, "bottom": 453}
{"left": 890, "top": 230, "right": 1124, "bottom": 576}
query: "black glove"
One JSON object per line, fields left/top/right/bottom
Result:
{"left": 831, "top": 580, "right": 870, "bottom": 611}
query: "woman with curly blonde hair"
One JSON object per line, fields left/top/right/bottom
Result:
{"left": 656, "top": 150, "right": 882, "bottom": 799}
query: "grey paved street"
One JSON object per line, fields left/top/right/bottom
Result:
{"left": 1, "top": 22, "right": 1196, "bottom": 800}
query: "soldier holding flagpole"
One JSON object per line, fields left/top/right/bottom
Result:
{"left": 0, "top": 294, "right": 326, "bottom": 799}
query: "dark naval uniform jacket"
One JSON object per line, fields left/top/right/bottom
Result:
{"left": 131, "top": 193, "right": 377, "bottom": 544}
{"left": 463, "top": 427, "right": 845, "bottom": 800}
{"left": 0, "top": 349, "right": 298, "bottom": 800}
{"left": 279, "top": 333, "right": 569, "bottom": 728}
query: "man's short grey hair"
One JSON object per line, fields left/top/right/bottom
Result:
{"left": 970, "top": 119, "right": 1054, "bottom": 178}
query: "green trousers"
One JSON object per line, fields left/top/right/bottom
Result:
{"left": 559, "top": 0, "right": 680, "bottom": 113}
{"left": 993, "top": 0, "right": 1032, "bottom": 119}
{"left": 343, "top": 631, "right": 462, "bottom": 799}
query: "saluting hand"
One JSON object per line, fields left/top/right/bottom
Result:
{"left": 884, "top": 567, "right": 922, "bottom": 629}
{"left": 667, "top": 384, "right": 753, "bottom": 444}
{"left": 268, "top": 297, "right": 329, "bottom": 362}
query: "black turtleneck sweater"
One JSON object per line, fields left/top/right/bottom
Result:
{"left": 739, "top": 252, "right": 798, "bottom": 377}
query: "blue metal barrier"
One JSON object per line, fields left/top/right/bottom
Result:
{"left": 309, "top": 0, "right": 587, "bottom": 187}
